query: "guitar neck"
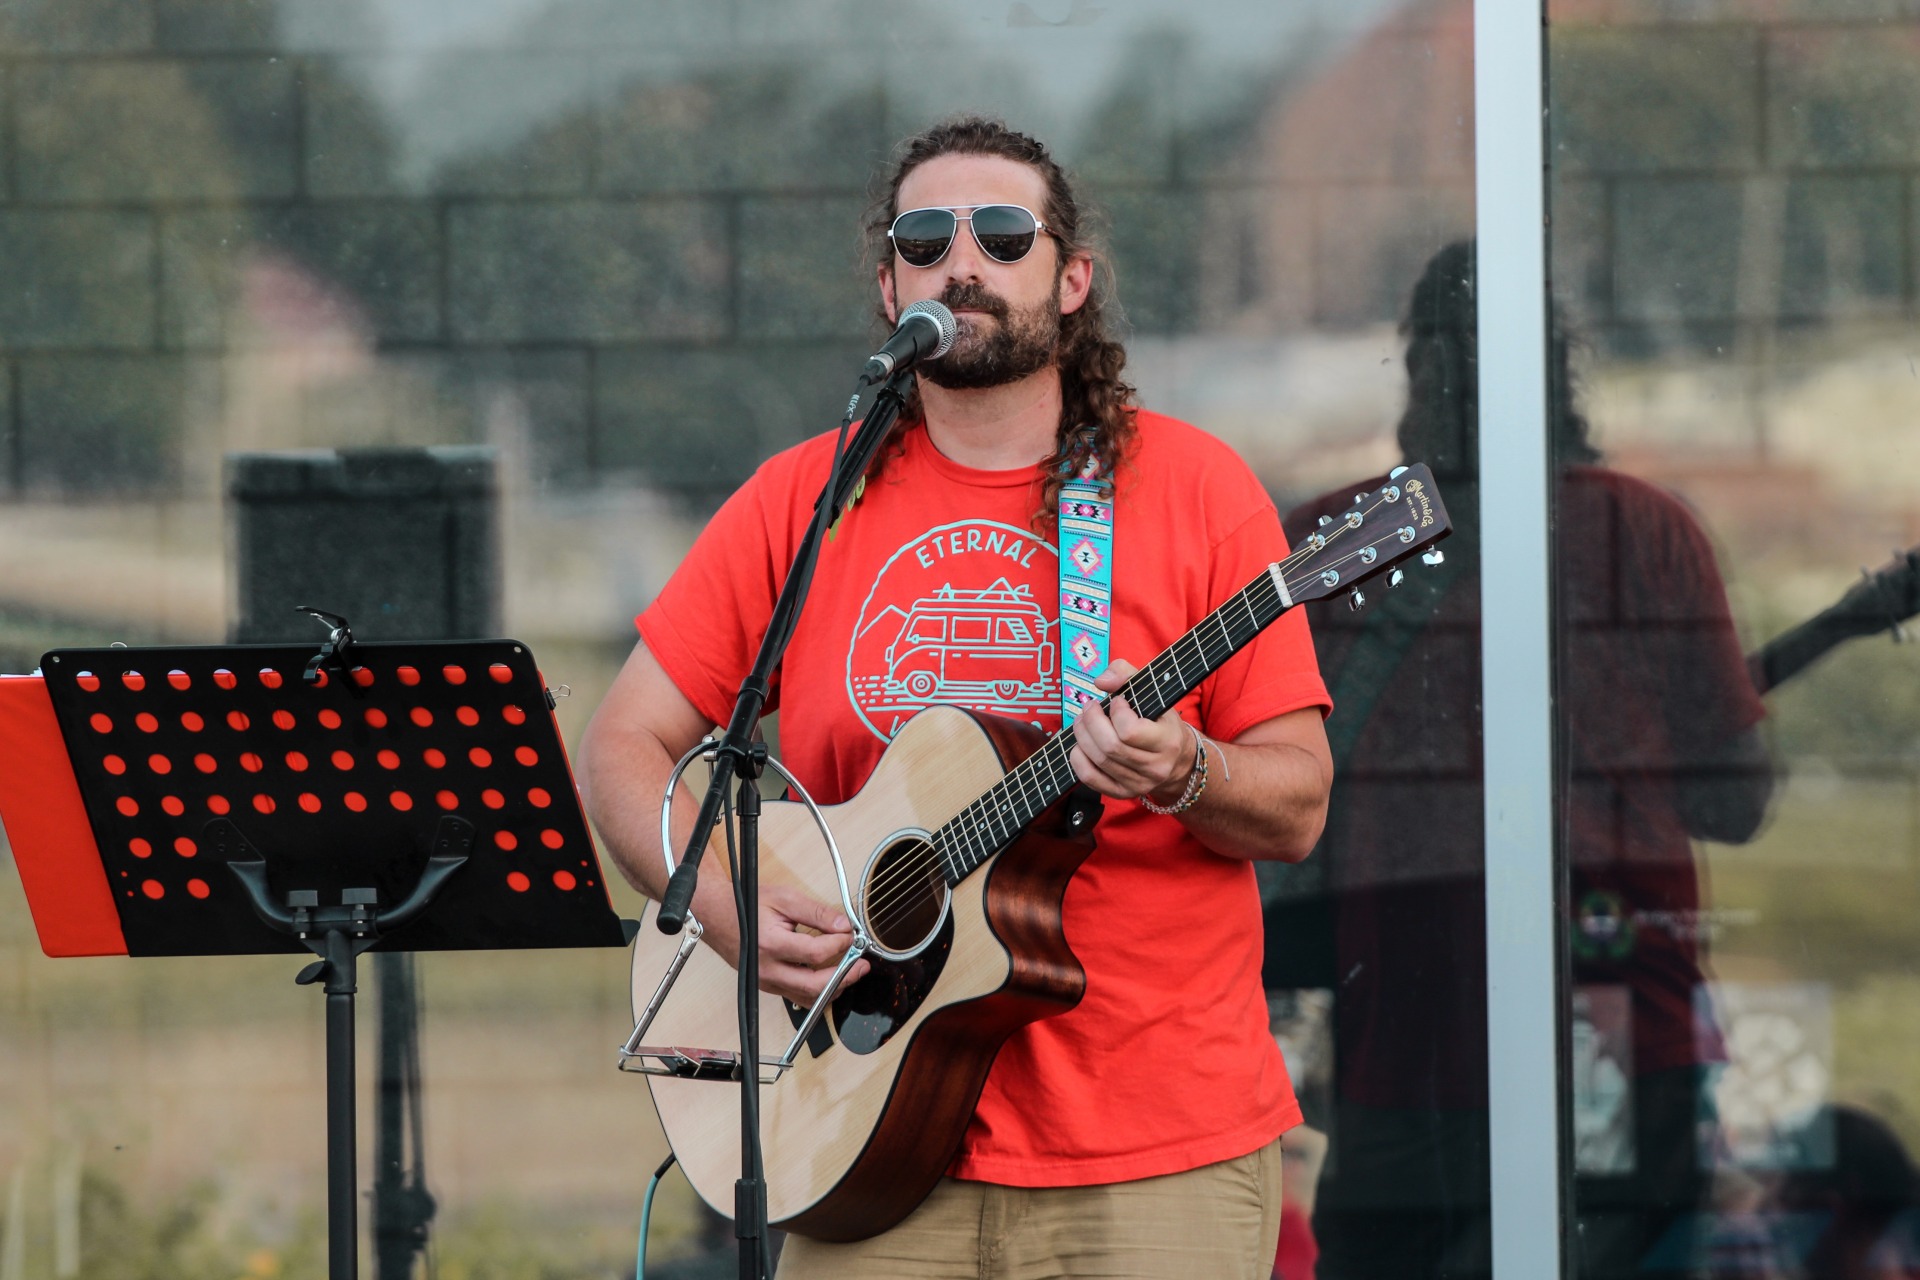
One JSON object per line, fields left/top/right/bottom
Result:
{"left": 933, "top": 567, "right": 1293, "bottom": 884}
{"left": 926, "top": 463, "right": 1451, "bottom": 887}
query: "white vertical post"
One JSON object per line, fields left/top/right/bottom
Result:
{"left": 1474, "top": 0, "right": 1564, "bottom": 1277}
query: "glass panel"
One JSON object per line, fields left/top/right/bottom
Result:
{"left": 0, "top": 1, "right": 1478, "bottom": 1275}
{"left": 1548, "top": 4, "right": 1920, "bottom": 1276}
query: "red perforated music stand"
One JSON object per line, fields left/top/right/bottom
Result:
{"left": 0, "top": 638, "right": 631, "bottom": 1280}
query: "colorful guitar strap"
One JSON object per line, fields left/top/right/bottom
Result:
{"left": 1058, "top": 455, "right": 1113, "bottom": 724}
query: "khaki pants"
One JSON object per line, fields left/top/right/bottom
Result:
{"left": 776, "top": 1140, "right": 1284, "bottom": 1280}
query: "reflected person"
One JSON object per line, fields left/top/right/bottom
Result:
{"left": 1275, "top": 240, "right": 1773, "bottom": 1280}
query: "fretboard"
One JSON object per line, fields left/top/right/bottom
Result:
{"left": 930, "top": 567, "right": 1293, "bottom": 884}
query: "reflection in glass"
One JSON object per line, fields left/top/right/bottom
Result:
{"left": 1551, "top": 4, "right": 1920, "bottom": 1276}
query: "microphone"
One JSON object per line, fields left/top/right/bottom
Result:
{"left": 861, "top": 300, "right": 957, "bottom": 384}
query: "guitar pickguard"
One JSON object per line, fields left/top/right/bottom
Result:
{"left": 831, "top": 911, "right": 955, "bottom": 1054}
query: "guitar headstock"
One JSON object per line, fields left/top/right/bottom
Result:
{"left": 1280, "top": 464, "right": 1453, "bottom": 608}
{"left": 1830, "top": 542, "right": 1920, "bottom": 642}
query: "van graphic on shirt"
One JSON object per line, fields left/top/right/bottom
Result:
{"left": 847, "top": 519, "right": 1061, "bottom": 741}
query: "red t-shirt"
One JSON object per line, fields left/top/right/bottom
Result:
{"left": 638, "top": 411, "right": 1331, "bottom": 1186}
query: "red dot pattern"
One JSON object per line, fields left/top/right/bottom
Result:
{"left": 67, "top": 651, "right": 599, "bottom": 935}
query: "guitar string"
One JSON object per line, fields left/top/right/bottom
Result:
{"left": 857, "top": 513, "right": 1409, "bottom": 942}
{"left": 855, "top": 495, "right": 1409, "bottom": 941}
{"left": 856, "top": 558, "right": 1305, "bottom": 938}
{"left": 855, "top": 490, "right": 1416, "bottom": 941}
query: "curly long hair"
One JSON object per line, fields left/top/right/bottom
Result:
{"left": 863, "top": 117, "right": 1137, "bottom": 528}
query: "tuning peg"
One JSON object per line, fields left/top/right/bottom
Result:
{"left": 1422, "top": 549, "right": 1446, "bottom": 567}
{"left": 1347, "top": 588, "right": 1367, "bottom": 612}
{"left": 1354, "top": 492, "right": 1368, "bottom": 506}
{"left": 1389, "top": 466, "right": 1408, "bottom": 479}
{"left": 1317, "top": 514, "right": 1333, "bottom": 527}
{"left": 1389, "top": 568, "right": 1405, "bottom": 588}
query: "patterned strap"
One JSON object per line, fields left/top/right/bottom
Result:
{"left": 1058, "top": 465, "right": 1114, "bottom": 723}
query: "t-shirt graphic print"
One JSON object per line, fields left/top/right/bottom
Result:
{"left": 846, "top": 519, "right": 1061, "bottom": 742}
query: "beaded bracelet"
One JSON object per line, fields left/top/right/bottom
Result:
{"left": 1140, "top": 722, "right": 1209, "bottom": 816}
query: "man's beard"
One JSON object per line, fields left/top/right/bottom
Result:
{"left": 917, "top": 280, "right": 1061, "bottom": 391}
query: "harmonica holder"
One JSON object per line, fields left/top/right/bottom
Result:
{"left": 618, "top": 738, "right": 867, "bottom": 1084}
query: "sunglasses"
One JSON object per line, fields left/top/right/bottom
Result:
{"left": 887, "top": 204, "right": 1055, "bottom": 268}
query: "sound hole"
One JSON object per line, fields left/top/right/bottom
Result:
{"left": 861, "top": 835, "right": 948, "bottom": 955}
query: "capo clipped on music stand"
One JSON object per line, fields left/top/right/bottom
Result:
{"left": 619, "top": 738, "right": 870, "bottom": 1084}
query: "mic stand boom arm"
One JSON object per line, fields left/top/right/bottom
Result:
{"left": 650, "top": 366, "right": 915, "bottom": 1280}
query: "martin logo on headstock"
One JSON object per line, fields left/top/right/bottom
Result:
{"left": 1282, "top": 465, "right": 1452, "bottom": 614}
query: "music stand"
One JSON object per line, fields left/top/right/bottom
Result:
{"left": 1, "top": 636, "right": 632, "bottom": 1280}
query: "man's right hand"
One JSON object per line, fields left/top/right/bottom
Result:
{"left": 708, "top": 882, "right": 872, "bottom": 1007}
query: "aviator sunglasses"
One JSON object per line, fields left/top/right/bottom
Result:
{"left": 887, "top": 204, "right": 1056, "bottom": 268}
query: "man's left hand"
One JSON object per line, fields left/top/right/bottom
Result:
{"left": 1067, "top": 658, "right": 1196, "bottom": 805}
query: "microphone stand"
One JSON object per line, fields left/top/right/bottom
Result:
{"left": 655, "top": 365, "right": 916, "bottom": 1280}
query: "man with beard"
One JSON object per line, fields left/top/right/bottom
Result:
{"left": 579, "top": 117, "right": 1333, "bottom": 1278}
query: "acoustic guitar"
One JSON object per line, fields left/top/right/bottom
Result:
{"left": 626, "top": 466, "right": 1452, "bottom": 1241}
